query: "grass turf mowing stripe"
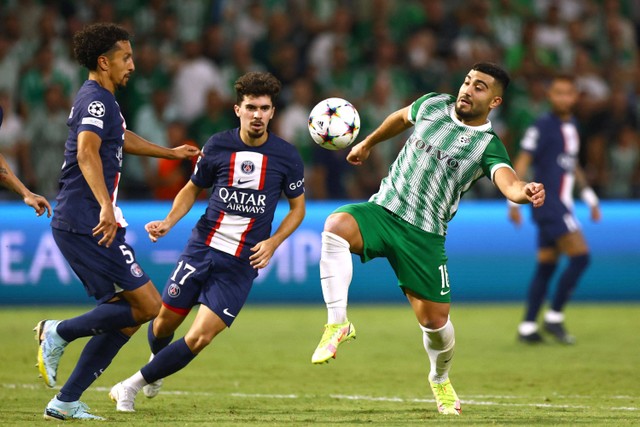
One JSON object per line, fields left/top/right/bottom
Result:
{"left": 5, "top": 383, "right": 637, "bottom": 411}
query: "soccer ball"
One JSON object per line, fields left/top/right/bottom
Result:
{"left": 308, "top": 97, "right": 360, "bottom": 150}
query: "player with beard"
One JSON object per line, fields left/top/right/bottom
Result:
{"left": 36, "top": 23, "right": 200, "bottom": 420}
{"left": 109, "top": 71, "right": 305, "bottom": 412}
{"left": 310, "top": 62, "right": 545, "bottom": 415}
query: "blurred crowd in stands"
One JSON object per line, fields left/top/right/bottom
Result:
{"left": 0, "top": 0, "right": 639, "bottom": 201}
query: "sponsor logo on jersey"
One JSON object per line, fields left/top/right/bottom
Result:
{"left": 168, "top": 283, "right": 180, "bottom": 297}
{"left": 218, "top": 187, "right": 266, "bottom": 214}
{"left": 409, "top": 136, "right": 460, "bottom": 170}
{"left": 130, "top": 263, "right": 143, "bottom": 278}
{"left": 289, "top": 178, "right": 304, "bottom": 191}
{"left": 88, "top": 101, "right": 106, "bottom": 117}
{"left": 81, "top": 117, "right": 104, "bottom": 128}
{"left": 241, "top": 160, "right": 255, "bottom": 174}
{"left": 557, "top": 153, "right": 577, "bottom": 172}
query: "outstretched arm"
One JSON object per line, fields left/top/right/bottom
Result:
{"left": 145, "top": 180, "right": 203, "bottom": 242}
{"left": 124, "top": 130, "right": 201, "bottom": 160}
{"left": 494, "top": 166, "right": 545, "bottom": 207}
{"left": 507, "top": 151, "right": 533, "bottom": 226}
{"left": 0, "top": 153, "right": 51, "bottom": 217}
{"left": 249, "top": 193, "right": 306, "bottom": 269}
{"left": 347, "top": 106, "right": 413, "bottom": 165}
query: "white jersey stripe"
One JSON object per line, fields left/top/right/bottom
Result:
{"left": 235, "top": 218, "right": 256, "bottom": 257}
{"left": 205, "top": 211, "right": 226, "bottom": 246}
{"left": 228, "top": 152, "right": 236, "bottom": 186}
{"left": 563, "top": 213, "right": 580, "bottom": 232}
{"left": 560, "top": 173, "right": 575, "bottom": 211}
{"left": 111, "top": 172, "right": 128, "bottom": 228}
{"left": 258, "top": 155, "right": 268, "bottom": 190}
{"left": 232, "top": 151, "right": 266, "bottom": 190}
{"left": 206, "top": 212, "right": 253, "bottom": 256}
{"left": 560, "top": 123, "right": 578, "bottom": 210}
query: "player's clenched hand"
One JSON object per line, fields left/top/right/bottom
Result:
{"left": 93, "top": 203, "right": 117, "bottom": 247}
{"left": 346, "top": 141, "right": 371, "bottom": 165}
{"left": 525, "top": 182, "right": 545, "bottom": 208}
{"left": 24, "top": 192, "right": 52, "bottom": 217}
{"left": 145, "top": 220, "right": 171, "bottom": 243}
{"left": 249, "top": 239, "right": 277, "bottom": 269}
{"left": 171, "top": 144, "right": 201, "bottom": 160}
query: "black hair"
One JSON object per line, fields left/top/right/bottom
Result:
{"left": 72, "top": 23, "right": 130, "bottom": 71}
{"left": 234, "top": 72, "right": 282, "bottom": 105}
{"left": 471, "top": 62, "right": 510, "bottom": 92}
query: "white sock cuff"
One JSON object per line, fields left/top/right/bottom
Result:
{"left": 544, "top": 310, "right": 565, "bottom": 323}
{"left": 125, "top": 371, "right": 148, "bottom": 392}
{"left": 327, "top": 307, "right": 347, "bottom": 323}
{"left": 518, "top": 321, "right": 538, "bottom": 335}
{"left": 419, "top": 318, "right": 451, "bottom": 334}
{"left": 322, "top": 231, "right": 350, "bottom": 249}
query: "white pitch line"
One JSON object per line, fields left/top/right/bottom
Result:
{"left": 329, "top": 394, "right": 595, "bottom": 410}
{"left": 5, "top": 383, "right": 638, "bottom": 411}
{"left": 231, "top": 393, "right": 298, "bottom": 399}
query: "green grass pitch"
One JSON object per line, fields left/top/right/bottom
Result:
{"left": 0, "top": 304, "right": 638, "bottom": 426}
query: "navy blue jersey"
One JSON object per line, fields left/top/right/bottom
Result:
{"left": 190, "top": 128, "right": 304, "bottom": 260}
{"left": 520, "top": 112, "right": 580, "bottom": 222}
{"left": 51, "top": 80, "right": 127, "bottom": 234}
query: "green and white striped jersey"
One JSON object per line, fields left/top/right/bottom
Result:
{"left": 370, "top": 93, "right": 513, "bottom": 236}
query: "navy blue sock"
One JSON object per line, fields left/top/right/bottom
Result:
{"left": 148, "top": 318, "right": 174, "bottom": 355}
{"left": 524, "top": 262, "right": 557, "bottom": 322}
{"left": 551, "top": 254, "right": 590, "bottom": 313}
{"left": 57, "top": 299, "right": 137, "bottom": 342}
{"left": 57, "top": 331, "right": 130, "bottom": 402}
{"left": 141, "top": 338, "right": 196, "bottom": 384}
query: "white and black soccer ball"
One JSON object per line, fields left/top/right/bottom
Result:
{"left": 308, "top": 97, "right": 360, "bottom": 150}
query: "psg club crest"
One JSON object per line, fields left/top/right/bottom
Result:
{"left": 87, "top": 101, "right": 106, "bottom": 117}
{"left": 241, "top": 160, "right": 255, "bottom": 174}
{"left": 168, "top": 283, "right": 180, "bottom": 298}
{"left": 130, "top": 263, "right": 143, "bottom": 278}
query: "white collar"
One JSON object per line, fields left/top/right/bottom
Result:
{"left": 449, "top": 105, "right": 492, "bottom": 132}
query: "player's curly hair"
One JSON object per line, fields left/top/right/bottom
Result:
{"left": 234, "top": 72, "right": 282, "bottom": 105}
{"left": 72, "top": 23, "right": 130, "bottom": 71}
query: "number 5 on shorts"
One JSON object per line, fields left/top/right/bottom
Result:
{"left": 119, "top": 245, "right": 134, "bottom": 264}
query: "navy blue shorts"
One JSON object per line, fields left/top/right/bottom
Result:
{"left": 536, "top": 212, "right": 581, "bottom": 249}
{"left": 52, "top": 227, "right": 150, "bottom": 304}
{"left": 161, "top": 239, "right": 258, "bottom": 327}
